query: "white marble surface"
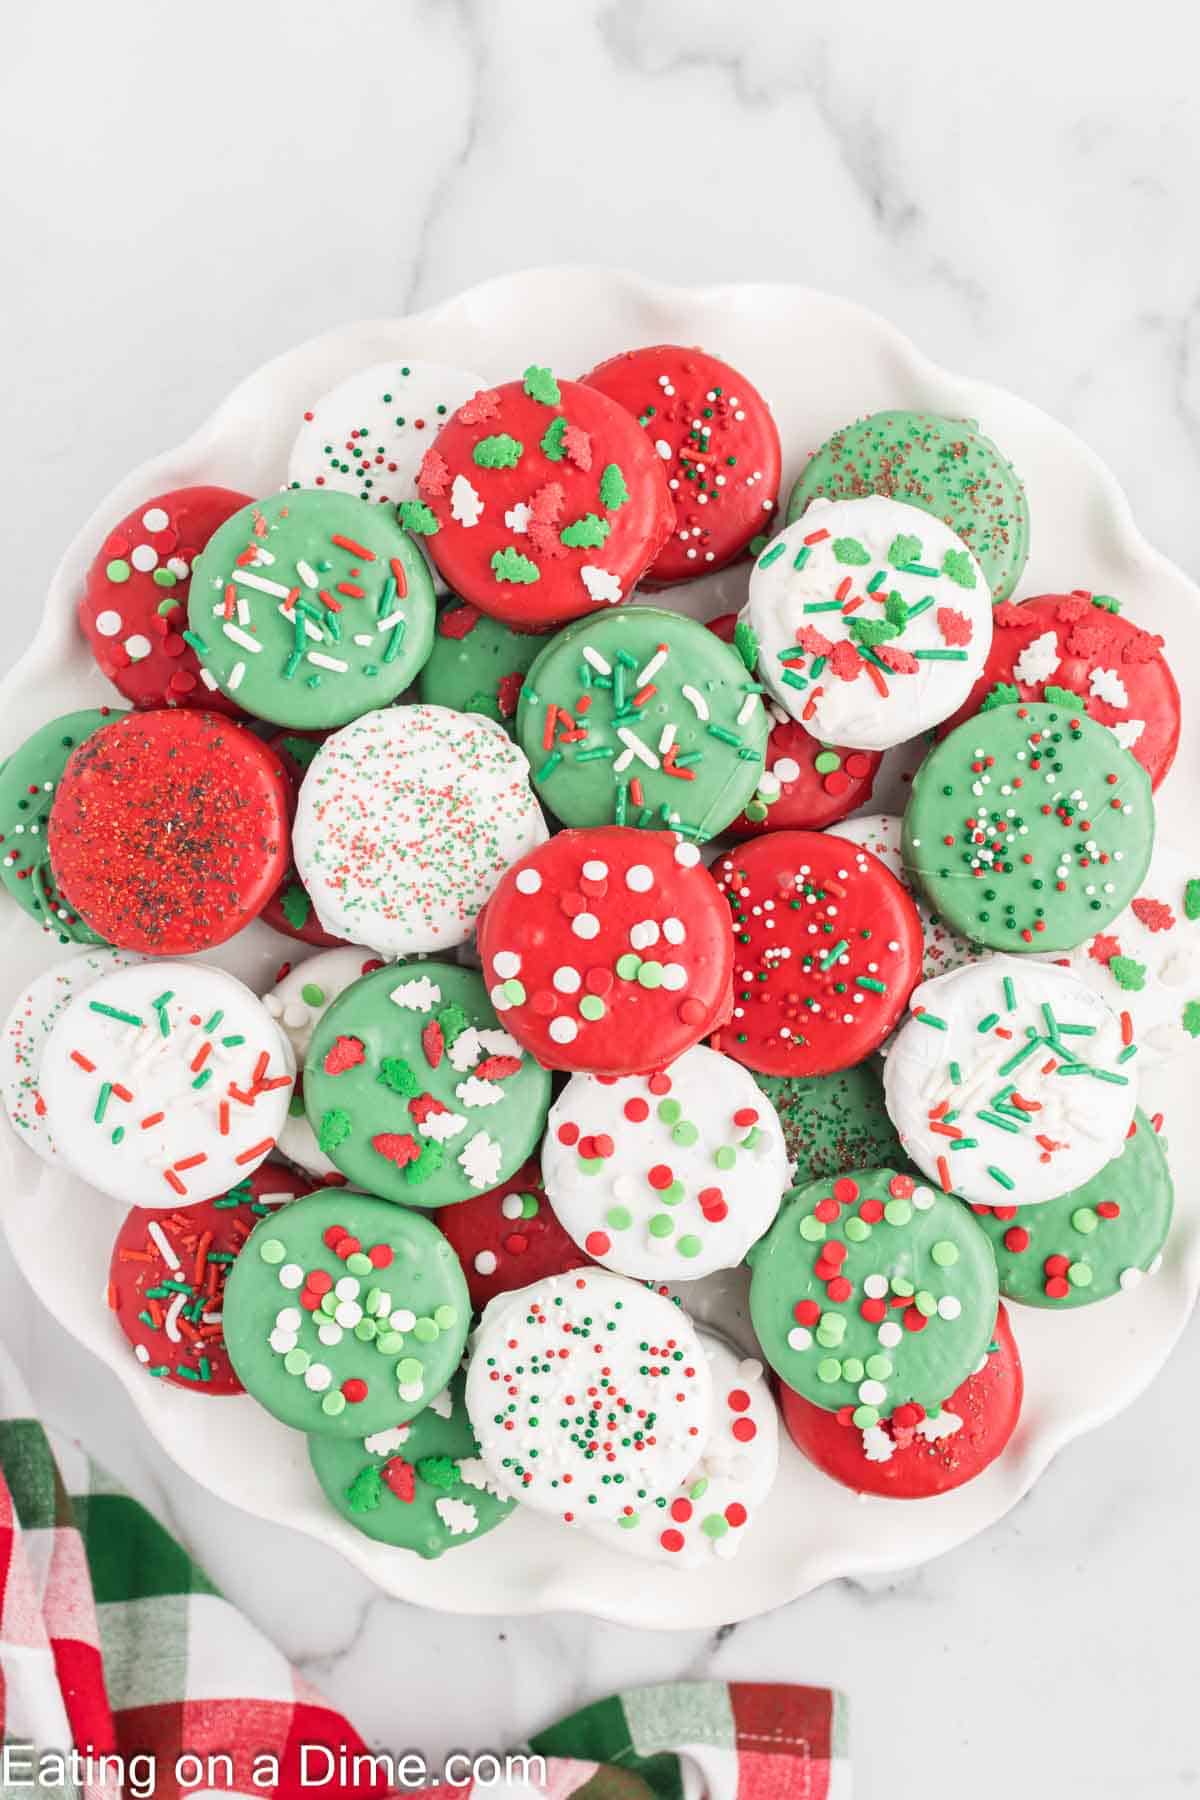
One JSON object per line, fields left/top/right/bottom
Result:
{"left": 2, "top": 4, "right": 1200, "bottom": 1794}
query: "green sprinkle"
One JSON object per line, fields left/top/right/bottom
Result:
{"left": 560, "top": 513, "right": 610, "bottom": 549}
{"left": 857, "top": 976, "right": 887, "bottom": 993}
{"left": 756, "top": 540, "right": 787, "bottom": 570}
{"left": 913, "top": 1010, "right": 948, "bottom": 1030}
{"left": 397, "top": 499, "right": 439, "bottom": 536}
{"left": 819, "top": 938, "right": 848, "bottom": 971}
{"left": 599, "top": 463, "right": 629, "bottom": 509}
{"left": 987, "top": 1166, "right": 1016, "bottom": 1191}
{"left": 931, "top": 1240, "right": 960, "bottom": 1267}
{"left": 473, "top": 433, "right": 523, "bottom": 469}
{"left": 522, "top": 365, "right": 560, "bottom": 405}
{"left": 911, "top": 648, "right": 970, "bottom": 661}
{"left": 833, "top": 537, "right": 870, "bottom": 566}
{"left": 977, "top": 1109, "right": 1021, "bottom": 1133}
{"left": 88, "top": 1002, "right": 143, "bottom": 1027}
{"left": 491, "top": 546, "right": 540, "bottom": 584}
{"left": 978, "top": 1013, "right": 1000, "bottom": 1032}
{"left": 182, "top": 630, "right": 210, "bottom": 656}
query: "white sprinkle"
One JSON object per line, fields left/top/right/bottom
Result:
{"left": 131, "top": 543, "right": 158, "bottom": 572}
{"left": 492, "top": 950, "right": 521, "bottom": 979}
{"left": 296, "top": 559, "right": 320, "bottom": 589}
{"left": 228, "top": 661, "right": 246, "bottom": 691}
{"left": 553, "top": 966, "right": 581, "bottom": 993}
{"left": 95, "top": 609, "right": 122, "bottom": 636}
{"left": 200, "top": 669, "right": 219, "bottom": 690}
{"left": 655, "top": 438, "right": 672, "bottom": 460}
{"left": 307, "top": 652, "right": 349, "bottom": 672}
{"left": 788, "top": 1327, "right": 813, "bottom": 1351}
{"left": 736, "top": 693, "right": 760, "bottom": 726}
{"left": 515, "top": 868, "right": 542, "bottom": 894}
{"left": 625, "top": 864, "right": 654, "bottom": 892}
{"left": 549, "top": 1016, "right": 578, "bottom": 1044}
{"left": 636, "top": 648, "right": 669, "bottom": 685}
{"left": 572, "top": 913, "right": 600, "bottom": 939}
{"left": 377, "top": 610, "right": 405, "bottom": 630}
{"left": 222, "top": 623, "right": 262, "bottom": 655}
{"left": 681, "top": 685, "right": 710, "bottom": 721}
{"left": 147, "top": 1221, "right": 182, "bottom": 1272}
{"left": 616, "top": 727, "right": 659, "bottom": 769}
{"left": 582, "top": 859, "right": 609, "bottom": 880}
{"left": 937, "top": 1295, "right": 962, "bottom": 1320}
{"left": 232, "top": 567, "right": 292, "bottom": 600}
{"left": 353, "top": 633, "right": 373, "bottom": 647}
{"left": 474, "top": 1250, "right": 498, "bottom": 1276}
{"left": 142, "top": 507, "right": 169, "bottom": 532}
{"left": 582, "top": 645, "right": 612, "bottom": 675}
{"left": 658, "top": 723, "right": 677, "bottom": 755}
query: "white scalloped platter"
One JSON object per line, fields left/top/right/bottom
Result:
{"left": 0, "top": 269, "right": 1197, "bottom": 1628}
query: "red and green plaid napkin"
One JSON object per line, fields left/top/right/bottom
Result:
{"left": 0, "top": 1347, "right": 848, "bottom": 1798}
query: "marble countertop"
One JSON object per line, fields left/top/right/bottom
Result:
{"left": 3, "top": 5, "right": 1199, "bottom": 1794}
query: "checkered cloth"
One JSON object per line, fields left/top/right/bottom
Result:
{"left": 0, "top": 1346, "right": 848, "bottom": 1798}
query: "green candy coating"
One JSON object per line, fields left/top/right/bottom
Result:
{"left": 304, "top": 961, "right": 551, "bottom": 1207}
{"left": 969, "top": 1109, "right": 1173, "bottom": 1309}
{"left": 0, "top": 710, "right": 119, "bottom": 945}
{"left": 786, "top": 410, "right": 1029, "bottom": 602}
{"left": 749, "top": 1167, "right": 998, "bottom": 1417}
{"left": 515, "top": 606, "right": 768, "bottom": 839}
{"left": 308, "top": 1369, "right": 515, "bottom": 1557}
{"left": 188, "top": 490, "right": 435, "bottom": 729}
{"left": 223, "top": 1189, "right": 468, "bottom": 1438}
{"left": 903, "top": 702, "right": 1154, "bottom": 953}
{"left": 751, "top": 1062, "right": 904, "bottom": 1185}
{"left": 416, "top": 602, "right": 547, "bottom": 734}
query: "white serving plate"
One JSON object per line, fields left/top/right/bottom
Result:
{"left": 1, "top": 268, "right": 1197, "bottom": 1629}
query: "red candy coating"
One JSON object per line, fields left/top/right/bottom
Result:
{"left": 49, "top": 710, "right": 291, "bottom": 955}
{"left": 435, "top": 1158, "right": 593, "bottom": 1309}
{"left": 79, "top": 488, "right": 251, "bottom": 716}
{"left": 580, "top": 346, "right": 781, "bottom": 584}
{"left": 713, "top": 830, "right": 923, "bottom": 1077}
{"left": 423, "top": 378, "right": 673, "bottom": 629}
{"left": 259, "top": 731, "right": 348, "bottom": 948}
{"left": 475, "top": 826, "right": 733, "bottom": 1076}
{"left": 106, "top": 1165, "right": 307, "bottom": 1395}
{"left": 780, "top": 1305, "right": 1023, "bottom": 1499}
{"left": 939, "top": 593, "right": 1180, "bottom": 789}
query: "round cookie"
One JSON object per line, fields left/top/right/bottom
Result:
{"left": 786, "top": 411, "right": 1029, "bottom": 603}
{"left": 541, "top": 1046, "right": 789, "bottom": 1281}
{"left": 475, "top": 828, "right": 732, "bottom": 1076}
{"left": 515, "top": 607, "right": 768, "bottom": 838}
{"left": 186, "top": 490, "right": 436, "bottom": 728}
{"left": 751, "top": 1061, "right": 903, "bottom": 1187}
{"left": 829, "top": 813, "right": 977, "bottom": 981}
{"left": 883, "top": 956, "right": 1139, "bottom": 1207}
{"left": 712, "top": 830, "right": 924, "bottom": 1077}
{"left": 780, "top": 1302, "right": 1023, "bottom": 1498}
{"left": 939, "top": 592, "right": 1180, "bottom": 788}
{"left": 748, "top": 1167, "right": 999, "bottom": 1420}
{"left": 260, "top": 733, "right": 347, "bottom": 948}
{"left": 292, "top": 704, "right": 547, "bottom": 957}
{"left": 584, "top": 1335, "right": 778, "bottom": 1566}
{"left": 416, "top": 600, "right": 548, "bottom": 732}
{"left": 902, "top": 700, "right": 1155, "bottom": 953}
{"left": 0, "top": 708, "right": 123, "bottom": 945}
{"left": 1062, "top": 840, "right": 1200, "bottom": 1063}
{"left": 39, "top": 961, "right": 295, "bottom": 1208}
{"left": 419, "top": 368, "right": 673, "bottom": 628}
{"left": 744, "top": 496, "right": 993, "bottom": 749}
{"left": 303, "top": 961, "right": 551, "bottom": 1209}
{"left": 436, "top": 1159, "right": 592, "bottom": 1309}
{"left": 707, "top": 613, "right": 880, "bottom": 833}
{"left": 262, "top": 947, "right": 385, "bottom": 1182}
{"left": 580, "top": 345, "right": 781, "bottom": 584}
{"left": 968, "top": 1109, "right": 1172, "bottom": 1307}
{"left": 464, "top": 1268, "right": 712, "bottom": 1523}
{"left": 2, "top": 949, "right": 141, "bottom": 1165}
{"left": 107, "top": 1163, "right": 308, "bottom": 1394}
{"left": 49, "top": 710, "right": 291, "bottom": 955}
{"left": 307, "top": 1369, "right": 516, "bottom": 1556}
{"left": 79, "top": 488, "right": 250, "bottom": 714}
{"left": 223, "top": 1188, "right": 469, "bottom": 1437}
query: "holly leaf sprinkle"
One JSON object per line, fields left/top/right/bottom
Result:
{"left": 560, "top": 513, "right": 611, "bottom": 549}
{"left": 1110, "top": 955, "right": 1147, "bottom": 991}
{"left": 941, "top": 548, "right": 976, "bottom": 588}
{"left": 522, "top": 365, "right": 560, "bottom": 406}
{"left": 416, "top": 1455, "right": 460, "bottom": 1491}
{"left": 279, "top": 882, "right": 311, "bottom": 929}
{"left": 541, "top": 417, "right": 567, "bottom": 462}
{"left": 1184, "top": 1000, "right": 1200, "bottom": 1038}
{"left": 346, "top": 1466, "right": 383, "bottom": 1513}
{"left": 473, "top": 434, "right": 523, "bottom": 470}
{"left": 398, "top": 500, "right": 439, "bottom": 536}
{"left": 318, "top": 1109, "right": 352, "bottom": 1154}
{"left": 733, "top": 619, "right": 759, "bottom": 673}
{"left": 599, "top": 463, "right": 629, "bottom": 510}
{"left": 378, "top": 1056, "right": 420, "bottom": 1096}
{"left": 848, "top": 618, "right": 900, "bottom": 647}
{"left": 888, "top": 532, "right": 922, "bottom": 568}
{"left": 833, "top": 537, "right": 871, "bottom": 566}
{"left": 491, "top": 547, "right": 540, "bottom": 585}
{"left": 1043, "top": 683, "right": 1085, "bottom": 707}
{"left": 1185, "top": 879, "right": 1200, "bottom": 922}
{"left": 980, "top": 681, "right": 1021, "bottom": 711}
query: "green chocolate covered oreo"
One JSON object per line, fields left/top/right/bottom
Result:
{"left": 752, "top": 1062, "right": 904, "bottom": 1186}
{"left": 307, "top": 1368, "right": 516, "bottom": 1555}
{"left": 303, "top": 961, "right": 551, "bottom": 1207}
{"left": 516, "top": 606, "right": 768, "bottom": 840}
{"left": 968, "top": 1109, "right": 1173, "bottom": 1308}
{"left": 223, "top": 1188, "right": 468, "bottom": 1438}
{"left": 0, "top": 709, "right": 121, "bottom": 944}
{"left": 787, "top": 410, "right": 1029, "bottom": 603}
{"left": 748, "top": 1167, "right": 998, "bottom": 1421}
{"left": 903, "top": 701, "right": 1154, "bottom": 952}
{"left": 417, "top": 601, "right": 546, "bottom": 733}
{"left": 187, "top": 490, "right": 435, "bottom": 728}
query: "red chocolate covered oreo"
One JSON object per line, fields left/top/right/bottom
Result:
{"left": 418, "top": 369, "right": 673, "bottom": 629}
{"left": 260, "top": 731, "right": 347, "bottom": 948}
{"left": 435, "top": 1157, "right": 592, "bottom": 1308}
{"left": 580, "top": 346, "right": 781, "bottom": 584}
{"left": 49, "top": 710, "right": 290, "bottom": 955}
{"left": 79, "top": 488, "right": 250, "bottom": 715}
{"left": 779, "top": 1303, "right": 1023, "bottom": 1498}
{"left": 713, "top": 830, "right": 923, "bottom": 1077}
{"left": 475, "top": 826, "right": 733, "bottom": 1075}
